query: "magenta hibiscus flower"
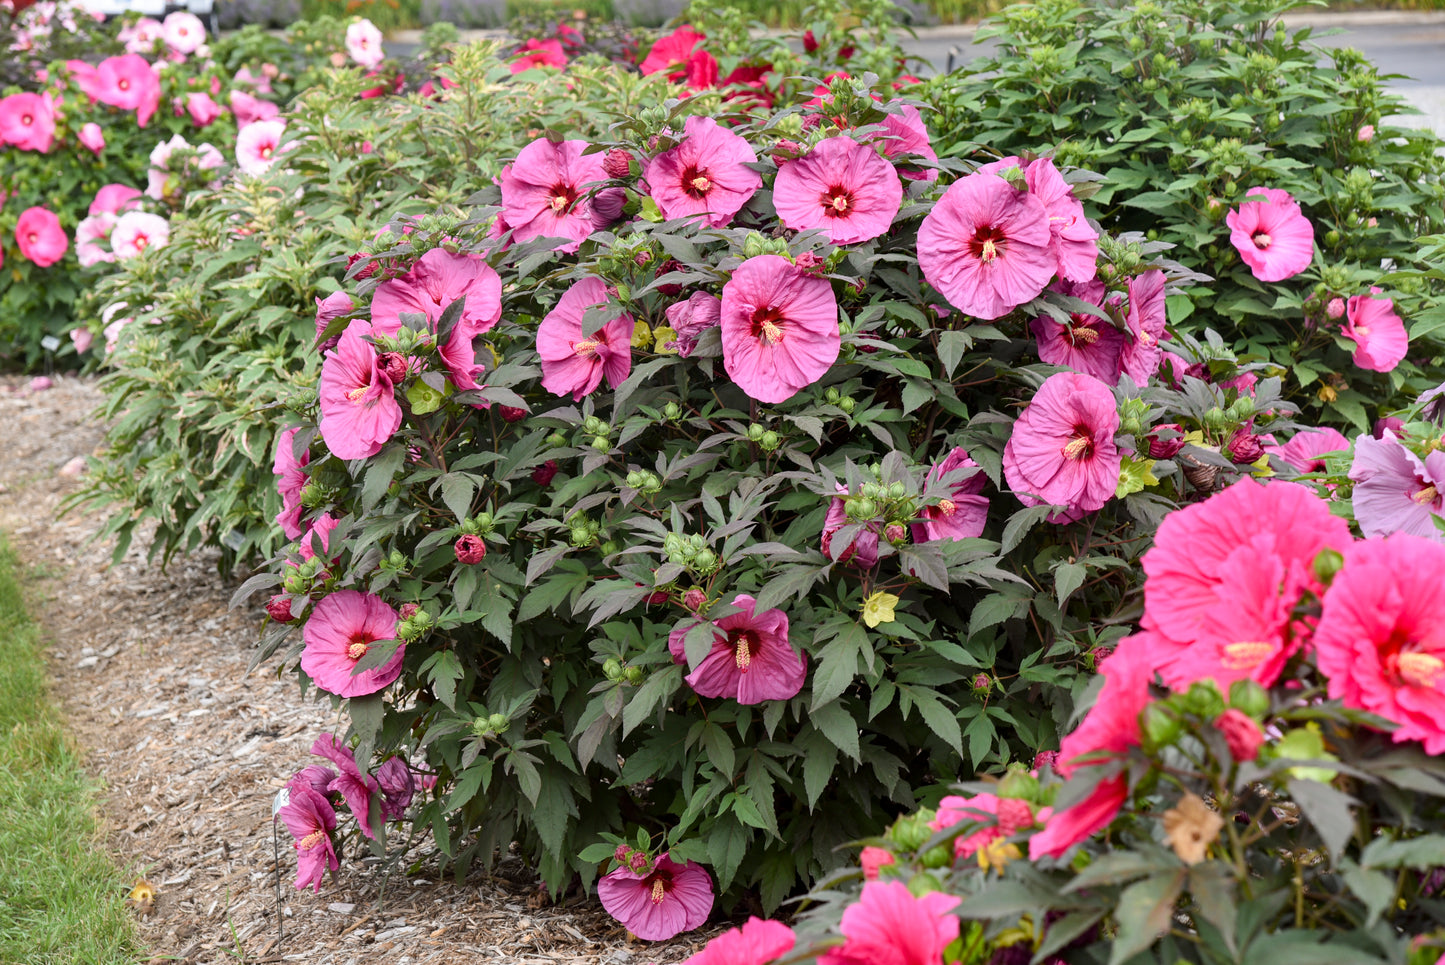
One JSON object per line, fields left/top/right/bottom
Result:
{"left": 684, "top": 917, "right": 794, "bottom": 965}
{"left": 720, "top": 255, "right": 839, "bottom": 404}
{"left": 1342, "top": 288, "right": 1408, "bottom": 373}
{"left": 1119, "top": 269, "right": 1167, "bottom": 385}
{"left": 1030, "top": 278, "right": 1124, "bottom": 383}
{"left": 1314, "top": 534, "right": 1445, "bottom": 754}
{"left": 510, "top": 38, "right": 566, "bottom": 73}
{"left": 0, "top": 92, "right": 56, "bottom": 153}
{"left": 978, "top": 156, "right": 1098, "bottom": 283}
{"left": 1226, "top": 186, "right": 1314, "bottom": 282}
{"left": 774, "top": 136, "right": 903, "bottom": 245}
{"left": 499, "top": 138, "right": 608, "bottom": 254}
{"left": 817, "top": 880, "right": 959, "bottom": 965}
{"left": 15, "top": 206, "right": 68, "bottom": 267}
{"left": 371, "top": 248, "right": 503, "bottom": 391}
{"left": 644, "top": 115, "right": 761, "bottom": 227}
{"left": 667, "top": 594, "right": 804, "bottom": 704}
{"left": 278, "top": 783, "right": 339, "bottom": 892}
{"left": 319, "top": 320, "right": 402, "bottom": 460}
{"left": 912, "top": 447, "right": 988, "bottom": 543}
{"left": 375, "top": 757, "right": 415, "bottom": 821}
{"left": 598, "top": 853, "right": 713, "bottom": 941}
{"left": 301, "top": 590, "right": 404, "bottom": 698}
{"left": 1349, "top": 431, "right": 1445, "bottom": 540}
{"left": 94, "top": 54, "right": 161, "bottom": 127}
{"left": 640, "top": 25, "right": 706, "bottom": 76}
{"left": 1265, "top": 427, "right": 1349, "bottom": 475}
{"left": 273, "top": 426, "right": 311, "bottom": 540}
{"left": 537, "top": 277, "right": 633, "bottom": 400}
{"left": 311, "top": 733, "right": 383, "bottom": 838}
{"left": 873, "top": 105, "right": 937, "bottom": 181}
{"left": 1002, "top": 371, "right": 1121, "bottom": 521}
{"left": 918, "top": 172, "right": 1055, "bottom": 320}
{"left": 930, "top": 792, "right": 1043, "bottom": 860}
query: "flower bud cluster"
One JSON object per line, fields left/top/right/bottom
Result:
{"left": 603, "top": 658, "right": 645, "bottom": 685}
{"left": 663, "top": 532, "right": 720, "bottom": 574}
{"left": 822, "top": 386, "right": 857, "bottom": 414}
{"left": 471, "top": 711, "right": 511, "bottom": 738}
{"left": 745, "top": 423, "right": 781, "bottom": 451}
{"left": 397, "top": 606, "right": 433, "bottom": 642}
{"left": 582, "top": 415, "right": 612, "bottom": 452}
{"left": 625, "top": 469, "right": 662, "bottom": 493}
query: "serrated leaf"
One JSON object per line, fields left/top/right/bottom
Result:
{"left": 810, "top": 700, "right": 861, "bottom": 762}
{"left": 1108, "top": 870, "right": 1185, "bottom": 965}
{"left": 622, "top": 664, "right": 682, "bottom": 737}
{"left": 1287, "top": 778, "right": 1357, "bottom": 865}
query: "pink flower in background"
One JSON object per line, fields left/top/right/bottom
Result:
{"left": 1120, "top": 269, "right": 1167, "bottom": 385}
{"left": 233, "top": 65, "right": 273, "bottom": 93}
{"left": 229, "top": 89, "right": 279, "bottom": 125}
{"left": 978, "top": 156, "right": 1098, "bottom": 283}
{"left": 1030, "top": 278, "right": 1124, "bottom": 383}
{"left": 119, "top": 16, "right": 163, "bottom": 53}
{"left": 1314, "top": 534, "right": 1445, "bottom": 754}
{"left": 1358, "top": 124, "right": 1375, "bottom": 142}
{"left": 64, "top": 59, "right": 103, "bottom": 100}
{"left": 318, "top": 319, "right": 402, "bottom": 459}
{"left": 913, "top": 446, "right": 988, "bottom": 543}
{"left": 1226, "top": 186, "right": 1314, "bottom": 282}
{"left": 375, "top": 756, "right": 415, "bottom": 820}
{"left": 287, "top": 763, "right": 336, "bottom": 799}
{"left": 310, "top": 733, "right": 383, "bottom": 838}
{"left": 684, "top": 917, "right": 795, "bottom": 965}
{"left": 1215, "top": 708, "right": 1264, "bottom": 761}
{"left": 345, "top": 18, "right": 385, "bottom": 67}
{"left": 301, "top": 591, "right": 403, "bottom": 699}
{"left": 859, "top": 847, "right": 895, "bottom": 880}
{"left": 644, "top": 115, "right": 761, "bottom": 228}
{"left": 821, "top": 484, "right": 882, "bottom": 567}
{"left": 278, "top": 783, "right": 338, "bottom": 892}
{"left": 918, "top": 172, "right": 1055, "bottom": 320}
{"left": 1265, "top": 427, "right": 1350, "bottom": 474}
{"left": 1030, "top": 774, "right": 1129, "bottom": 861}
{"left": 0, "top": 91, "right": 55, "bottom": 152}
{"left": 1342, "top": 288, "right": 1408, "bottom": 373}
{"left": 78, "top": 121, "right": 104, "bottom": 154}
{"left": 236, "top": 119, "right": 288, "bottom": 175}
{"left": 1002, "top": 371, "right": 1121, "bottom": 520}
{"left": 297, "top": 512, "right": 338, "bottom": 563}
{"left": 371, "top": 248, "right": 503, "bottom": 337}
{"left": 640, "top": 25, "right": 705, "bottom": 76}
{"left": 161, "top": 11, "right": 205, "bottom": 53}
{"left": 598, "top": 854, "right": 713, "bottom": 941}
{"left": 818, "top": 880, "right": 960, "bottom": 965}
{"left": 90, "top": 183, "right": 142, "bottom": 216}
{"left": 537, "top": 277, "right": 633, "bottom": 400}
{"left": 314, "top": 291, "right": 354, "bottom": 345}
{"left": 95, "top": 54, "right": 161, "bottom": 127}
{"left": 720, "top": 254, "right": 839, "bottom": 403}
{"left": 110, "top": 211, "right": 169, "bottom": 260}
{"left": 273, "top": 426, "right": 311, "bottom": 540}
{"left": 667, "top": 593, "right": 804, "bottom": 704}
{"left": 873, "top": 105, "right": 937, "bottom": 180}
{"left": 16, "top": 206, "right": 67, "bottom": 267}
{"left": 1349, "top": 431, "right": 1445, "bottom": 540}
{"left": 70, "top": 328, "right": 93, "bottom": 354}
{"left": 499, "top": 138, "right": 607, "bottom": 253}
{"left": 74, "top": 214, "right": 115, "bottom": 267}
{"left": 510, "top": 37, "right": 566, "bottom": 72}
{"left": 185, "top": 90, "right": 222, "bottom": 126}
{"left": 774, "top": 136, "right": 903, "bottom": 245}
{"left": 662, "top": 292, "right": 721, "bottom": 357}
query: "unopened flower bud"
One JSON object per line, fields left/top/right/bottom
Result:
{"left": 614, "top": 843, "right": 630, "bottom": 864}
{"left": 1373, "top": 416, "right": 1405, "bottom": 439}
{"left": 547, "top": 432, "right": 567, "bottom": 448}
{"left": 683, "top": 587, "right": 706, "bottom": 611}
{"left": 499, "top": 405, "right": 527, "bottom": 423}
{"left": 377, "top": 351, "right": 407, "bottom": 383}
{"left": 532, "top": 460, "right": 558, "bottom": 486}
{"left": 1147, "top": 424, "right": 1186, "bottom": 459}
{"left": 971, "top": 673, "right": 992, "bottom": 694}
{"left": 1226, "top": 428, "right": 1265, "bottom": 463}
{"left": 663, "top": 402, "right": 682, "bottom": 420}
{"left": 592, "top": 436, "right": 610, "bottom": 452}
{"left": 625, "top": 666, "right": 644, "bottom": 684}
{"left": 759, "top": 430, "right": 780, "bottom": 450}
{"left": 454, "top": 534, "right": 487, "bottom": 564}
{"left": 920, "top": 845, "right": 951, "bottom": 869}
{"left": 488, "top": 713, "right": 509, "bottom": 732}
{"left": 399, "top": 603, "right": 420, "bottom": 619}
{"left": 628, "top": 851, "right": 651, "bottom": 874}
{"left": 1140, "top": 703, "right": 1183, "bottom": 750}
{"left": 603, "top": 148, "right": 633, "bottom": 179}
{"left": 1357, "top": 124, "right": 1375, "bottom": 142}
{"left": 1032, "top": 750, "right": 1059, "bottom": 772}
{"left": 603, "top": 658, "right": 624, "bottom": 680}
{"left": 1227, "top": 678, "right": 1270, "bottom": 720}
{"left": 1325, "top": 297, "right": 1345, "bottom": 320}
{"left": 860, "top": 845, "right": 895, "bottom": 881}
{"left": 653, "top": 259, "right": 684, "bottom": 296}
{"left": 794, "top": 250, "right": 824, "bottom": 272}
{"left": 265, "top": 594, "right": 295, "bottom": 622}
{"left": 770, "top": 139, "right": 805, "bottom": 162}
{"left": 747, "top": 423, "right": 765, "bottom": 442}
{"left": 885, "top": 524, "right": 907, "bottom": 544}
{"left": 839, "top": 397, "right": 856, "bottom": 414}
{"left": 1182, "top": 680, "right": 1226, "bottom": 719}
{"left": 1215, "top": 708, "right": 1264, "bottom": 761}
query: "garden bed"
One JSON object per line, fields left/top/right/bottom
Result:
{"left": 0, "top": 374, "right": 710, "bottom": 964}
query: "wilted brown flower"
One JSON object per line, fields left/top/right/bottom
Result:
{"left": 1162, "top": 792, "right": 1224, "bottom": 865}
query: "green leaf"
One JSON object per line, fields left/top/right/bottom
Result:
{"left": 1339, "top": 860, "right": 1394, "bottom": 928}
{"left": 347, "top": 693, "right": 385, "bottom": 764}
{"left": 1108, "top": 870, "right": 1185, "bottom": 965}
{"left": 938, "top": 329, "right": 970, "bottom": 377}
{"left": 445, "top": 762, "right": 489, "bottom": 812}
{"left": 360, "top": 444, "right": 406, "bottom": 512}
{"left": 1287, "top": 778, "right": 1357, "bottom": 864}
{"left": 438, "top": 472, "right": 476, "bottom": 521}
{"left": 810, "top": 625, "right": 864, "bottom": 711}
{"left": 1054, "top": 561, "right": 1086, "bottom": 607}
{"left": 810, "top": 700, "right": 861, "bottom": 762}
{"left": 426, "top": 650, "right": 463, "bottom": 710}
{"left": 622, "top": 664, "right": 682, "bottom": 737}
{"left": 905, "top": 686, "right": 962, "bottom": 756}
{"left": 1188, "top": 861, "right": 1237, "bottom": 955}
{"left": 1000, "top": 504, "right": 1053, "bottom": 554}
{"left": 577, "top": 842, "right": 618, "bottom": 864}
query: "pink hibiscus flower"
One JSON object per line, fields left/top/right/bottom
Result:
{"left": 371, "top": 248, "right": 503, "bottom": 390}
{"left": 300, "top": 590, "right": 404, "bottom": 698}
{"left": 498, "top": 138, "right": 608, "bottom": 254}
{"left": 1226, "top": 186, "right": 1314, "bottom": 282}
{"left": 345, "top": 18, "right": 384, "bottom": 67}
{"left": 375, "top": 757, "right": 415, "bottom": 821}
{"left": 1119, "top": 269, "right": 1167, "bottom": 385}
{"left": 0, "top": 91, "right": 56, "bottom": 152}
{"left": 311, "top": 733, "right": 384, "bottom": 838}
{"left": 110, "top": 211, "right": 169, "bottom": 260}
{"left": 90, "top": 183, "right": 142, "bottom": 216}
{"left": 720, "top": 255, "right": 839, "bottom": 404}
{"left": 95, "top": 54, "right": 161, "bottom": 128}
{"left": 640, "top": 25, "right": 706, "bottom": 76}
{"left": 510, "top": 38, "right": 566, "bottom": 72}
{"left": 75, "top": 214, "right": 115, "bottom": 267}
{"left": 229, "top": 89, "right": 279, "bottom": 126}
{"left": 78, "top": 122, "right": 105, "bottom": 154}
{"left": 161, "top": 11, "right": 205, "bottom": 53}
{"left": 278, "top": 783, "right": 339, "bottom": 892}
{"left": 978, "top": 156, "right": 1098, "bottom": 283}
{"left": 1314, "top": 534, "right": 1445, "bottom": 754}
{"left": 314, "top": 291, "right": 354, "bottom": 345}
{"left": 666, "top": 593, "right": 804, "bottom": 704}
{"left": 930, "top": 792, "right": 1042, "bottom": 860}
{"left": 536, "top": 277, "right": 633, "bottom": 400}
{"left": 597, "top": 854, "right": 713, "bottom": 941}
{"left": 912, "top": 446, "right": 988, "bottom": 543}
{"left": 1002, "top": 371, "right": 1121, "bottom": 521}
{"left": 185, "top": 91, "right": 222, "bottom": 127}
{"left": 1266, "top": 427, "right": 1350, "bottom": 475}
{"left": 1342, "top": 288, "right": 1408, "bottom": 373}
{"left": 644, "top": 115, "right": 761, "bottom": 228}
{"left": 318, "top": 319, "right": 403, "bottom": 460}
{"left": 873, "top": 105, "right": 937, "bottom": 181}
{"left": 1029, "top": 774, "right": 1129, "bottom": 861}
{"left": 817, "top": 880, "right": 960, "bottom": 965}
{"left": 236, "top": 119, "right": 287, "bottom": 175}
{"left": 683, "top": 917, "right": 794, "bottom": 965}
{"left": 1030, "top": 278, "right": 1124, "bottom": 383}
{"left": 1349, "top": 431, "right": 1445, "bottom": 541}
{"left": 273, "top": 426, "right": 311, "bottom": 540}
{"left": 918, "top": 172, "right": 1055, "bottom": 320}
{"left": 774, "top": 136, "right": 903, "bottom": 245}
{"left": 662, "top": 292, "right": 721, "bottom": 357}
{"left": 15, "top": 206, "right": 68, "bottom": 267}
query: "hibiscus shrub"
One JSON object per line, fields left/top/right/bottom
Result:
{"left": 929, "top": 0, "right": 1445, "bottom": 437}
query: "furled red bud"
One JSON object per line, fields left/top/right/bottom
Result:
{"left": 995, "top": 798, "right": 1035, "bottom": 835}
{"left": 971, "top": 673, "right": 992, "bottom": 694}
{"left": 613, "top": 843, "right": 630, "bottom": 865}
{"left": 683, "top": 587, "right": 706, "bottom": 611}
{"left": 1215, "top": 708, "right": 1265, "bottom": 762}
{"left": 499, "top": 405, "right": 528, "bottom": 423}
{"left": 265, "top": 594, "right": 295, "bottom": 622}
{"left": 802, "top": 29, "right": 819, "bottom": 52}
{"left": 770, "top": 139, "right": 805, "bottom": 162}
{"left": 346, "top": 252, "right": 378, "bottom": 280}
{"left": 377, "top": 351, "right": 407, "bottom": 383}
{"left": 859, "top": 845, "right": 894, "bottom": 880}
{"left": 653, "top": 258, "right": 684, "bottom": 296}
{"left": 532, "top": 460, "right": 558, "bottom": 486}
{"left": 399, "top": 603, "right": 420, "bottom": 619}
{"left": 628, "top": 851, "right": 651, "bottom": 874}
{"left": 454, "top": 534, "right": 487, "bottom": 564}
{"left": 839, "top": 45, "right": 855, "bottom": 60}
{"left": 1147, "top": 423, "right": 1186, "bottom": 459}
{"left": 602, "top": 148, "right": 633, "bottom": 179}
{"left": 1326, "top": 297, "right": 1345, "bottom": 319}
{"left": 1032, "top": 750, "right": 1059, "bottom": 772}
{"left": 794, "top": 250, "right": 824, "bottom": 273}
{"left": 885, "top": 524, "right": 907, "bottom": 544}
{"left": 1226, "top": 427, "right": 1265, "bottom": 463}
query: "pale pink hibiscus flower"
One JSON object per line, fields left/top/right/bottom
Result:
{"left": 90, "top": 183, "right": 142, "bottom": 216}
{"left": 229, "top": 89, "right": 279, "bottom": 126}
{"left": 300, "top": 590, "right": 404, "bottom": 698}
{"left": 1030, "top": 278, "right": 1124, "bottom": 383}
{"left": 311, "top": 733, "right": 384, "bottom": 838}
{"left": 161, "top": 11, "right": 205, "bottom": 54}
{"left": 236, "top": 119, "right": 288, "bottom": 175}
{"left": 598, "top": 854, "right": 713, "bottom": 941}
{"left": 774, "top": 136, "right": 903, "bottom": 245}
{"left": 1226, "top": 186, "right": 1314, "bottom": 282}
{"left": 1342, "top": 288, "right": 1407, "bottom": 373}
{"left": 318, "top": 319, "right": 403, "bottom": 460}
{"left": 1002, "top": 371, "right": 1121, "bottom": 521}
{"left": 873, "top": 105, "right": 937, "bottom": 181}
{"left": 720, "top": 254, "right": 839, "bottom": 404}
{"left": 15, "top": 206, "right": 68, "bottom": 267}
{"left": 273, "top": 426, "right": 311, "bottom": 540}
{"left": 1120, "top": 269, "right": 1167, "bottom": 385}
{"left": 644, "top": 115, "right": 761, "bottom": 228}
{"left": 817, "top": 880, "right": 960, "bottom": 965}
{"left": 74, "top": 213, "right": 115, "bottom": 267}
{"left": 110, "top": 211, "right": 169, "bottom": 260}
{"left": 345, "top": 18, "right": 384, "bottom": 67}
{"left": 499, "top": 138, "right": 608, "bottom": 254}
{"left": 1349, "top": 430, "right": 1445, "bottom": 541}
{"left": 683, "top": 917, "right": 794, "bottom": 965}
{"left": 0, "top": 91, "right": 55, "bottom": 152}
{"left": 185, "top": 91, "right": 222, "bottom": 127}
{"left": 78, "top": 121, "right": 104, "bottom": 154}
{"left": 118, "top": 16, "right": 163, "bottom": 54}
{"left": 536, "top": 277, "right": 632, "bottom": 400}
{"left": 918, "top": 172, "right": 1055, "bottom": 320}
{"left": 1265, "top": 427, "right": 1349, "bottom": 475}
{"left": 666, "top": 593, "right": 804, "bottom": 704}
{"left": 978, "top": 155, "right": 1098, "bottom": 283}
{"left": 278, "top": 783, "right": 339, "bottom": 892}
{"left": 912, "top": 446, "right": 988, "bottom": 543}
{"left": 95, "top": 54, "right": 161, "bottom": 127}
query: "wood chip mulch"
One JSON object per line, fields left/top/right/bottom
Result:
{"left": 0, "top": 374, "right": 721, "bottom": 965}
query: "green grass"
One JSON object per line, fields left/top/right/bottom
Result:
{"left": 0, "top": 535, "right": 140, "bottom": 965}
